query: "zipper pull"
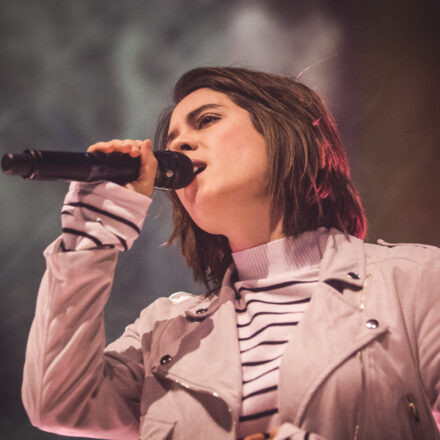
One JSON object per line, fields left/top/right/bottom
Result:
{"left": 405, "top": 395, "right": 421, "bottom": 424}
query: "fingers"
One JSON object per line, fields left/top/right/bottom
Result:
{"left": 270, "top": 426, "right": 280, "bottom": 438}
{"left": 87, "top": 139, "right": 158, "bottom": 197}
{"left": 126, "top": 140, "right": 158, "bottom": 197}
{"left": 87, "top": 139, "right": 143, "bottom": 157}
{"left": 137, "top": 139, "right": 156, "bottom": 180}
{"left": 243, "top": 427, "right": 279, "bottom": 440}
{"left": 243, "top": 434, "right": 269, "bottom": 440}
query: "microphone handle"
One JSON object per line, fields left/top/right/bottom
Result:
{"left": 1, "top": 149, "right": 195, "bottom": 190}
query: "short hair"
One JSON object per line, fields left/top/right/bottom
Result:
{"left": 154, "top": 67, "right": 366, "bottom": 288}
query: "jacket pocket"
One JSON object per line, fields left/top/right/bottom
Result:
{"left": 140, "top": 414, "right": 176, "bottom": 440}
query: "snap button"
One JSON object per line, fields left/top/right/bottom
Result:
{"left": 366, "top": 319, "right": 379, "bottom": 329}
{"left": 196, "top": 307, "right": 208, "bottom": 314}
{"left": 347, "top": 272, "right": 360, "bottom": 280}
{"left": 160, "top": 354, "right": 172, "bottom": 366}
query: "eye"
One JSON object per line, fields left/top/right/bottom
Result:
{"left": 197, "top": 114, "right": 219, "bottom": 129}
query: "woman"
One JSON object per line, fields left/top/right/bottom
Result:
{"left": 22, "top": 67, "right": 440, "bottom": 439}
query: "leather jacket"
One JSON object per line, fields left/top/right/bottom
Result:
{"left": 22, "top": 228, "right": 440, "bottom": 439}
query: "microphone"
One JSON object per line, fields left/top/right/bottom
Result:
{"left": 1, "top": 149, "right": 195, "bottom": 190}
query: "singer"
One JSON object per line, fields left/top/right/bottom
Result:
{"left": 22, "top": 67, "right": 440, "bottom": 439}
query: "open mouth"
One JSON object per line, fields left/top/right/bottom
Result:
{"left": 193, "top": 162, "right": 207, "bottom": 176}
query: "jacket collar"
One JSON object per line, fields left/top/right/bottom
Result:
{"left": 319, "top": 228, "right": 366, "bottom": 289}
{"left": 185, "top": 265, "right": 238, "bottom": 320}
{"left": 186, "top": 227, "right": 367, "bottom": 322}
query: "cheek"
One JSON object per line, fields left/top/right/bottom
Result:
{"left": 222, "top": 128, "right": 267, "bottom": 164}
{"left": 238, "top": 142, "right": 269, "bottom": 176}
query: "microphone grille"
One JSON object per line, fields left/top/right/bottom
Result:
{"left": 153, "top": 151, "right": 195, "bottom": 190}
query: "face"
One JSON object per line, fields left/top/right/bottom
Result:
{"left": 167, "top": 88, "right": 271, "bottom": 236}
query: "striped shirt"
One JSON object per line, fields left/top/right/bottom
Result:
{"left": 61, "top": 181, "right": 150, "bottom": 251}
{"left": 232, "top": 230, "right": 328, "bottom": 439}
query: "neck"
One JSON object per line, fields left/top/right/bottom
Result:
{"left": 227, "top": 209, "right": 285, "bottom": 252}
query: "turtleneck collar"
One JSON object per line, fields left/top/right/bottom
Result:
{"left": 231, "top": 228, "right": 329, "bottom": 281}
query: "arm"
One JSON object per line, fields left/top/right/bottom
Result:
{"left": 22, "top": 140, "right": 156, "bottom": 438}
{"left": 22, "top": 237, "right": 144, "bottom": 439}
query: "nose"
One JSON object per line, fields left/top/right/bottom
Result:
{"left": 168, "top": 131, "right": 198, "bottom": 153}
{"left": 169, "top": 141, "right": 197, "bottom": 153}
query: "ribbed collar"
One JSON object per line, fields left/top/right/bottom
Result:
{"left": 231, "top": 228, "right": 329, "bottom": 281}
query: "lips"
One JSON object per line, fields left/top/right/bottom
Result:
{"left": 192, "top": 160, "right": 207, "bottom": 176}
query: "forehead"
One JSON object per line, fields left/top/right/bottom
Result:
{"left": 169, "top": 88, "right": 234, "bottom": 124}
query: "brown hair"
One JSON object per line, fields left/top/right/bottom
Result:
{"left": 154, "top": 67, "right": 366, "bottom": 289}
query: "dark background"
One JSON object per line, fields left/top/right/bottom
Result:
{"left": 1, "top": 0, "right": 439, "bottom": 438}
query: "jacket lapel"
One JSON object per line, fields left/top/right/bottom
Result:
{"left": 152, "top": 267, "right": 243, "bottom": 427}
{"left": 279, "top": 229, "right": 389, "bottom": 425}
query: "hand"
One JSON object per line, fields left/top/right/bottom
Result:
{"left": 244, "top": 426, "right": 280, "bottom": 440}
{"left": 87, "top": 139, "right": 158, "bottom": 196}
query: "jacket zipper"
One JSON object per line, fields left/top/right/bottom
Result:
{"left": 405, "top": 394, "right": 421, "bottom": 425}
{"left": 353, "top": 350, "right": 365, "bottom": 440}
{"left": 155, "top": 370, "right": 237, "bottom": 433}
{"left": 353, "top": 274, "right": 370, "bottom": 440}
{"left": 359, "top": 274, "right": 370, "bottom": 311}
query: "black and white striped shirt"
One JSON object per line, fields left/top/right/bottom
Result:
{"left": 232, "top": 230, "right": 328, "bottom": 439}
{"left": 61, "top": 181, "right": 150, "bottom": 251}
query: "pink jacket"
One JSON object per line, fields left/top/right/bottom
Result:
{"left": 22, "top": 228, "right": 440, "bottom": 439}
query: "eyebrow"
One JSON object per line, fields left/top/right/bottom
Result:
{"left": 166, "top": 103, "right": 223, "bottom": 146}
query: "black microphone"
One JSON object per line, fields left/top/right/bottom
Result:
{"left": 1, "top": 149, "right": 195, "bottom": 190}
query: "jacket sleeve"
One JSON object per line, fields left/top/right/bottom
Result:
{"left": 415, "top": 249, "right": 440, "bottom": 430}
{"left": 22, "top": 182, "right": 152, "bottom": 439}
